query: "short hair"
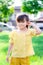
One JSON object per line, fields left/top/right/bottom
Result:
{"left": 16, "top": 13, "right": 29, "bottom": 28}
{"left": 16, "top": 13, "right": 29, "bottom": 22}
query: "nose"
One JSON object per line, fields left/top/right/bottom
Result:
{"left": 19, "top": 23, "right": 23, "bottom": 25}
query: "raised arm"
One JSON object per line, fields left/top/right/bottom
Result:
{"left": 28, "top": 22, "right": 42, "bottom": 35}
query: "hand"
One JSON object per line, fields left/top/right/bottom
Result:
{"left": 6, "top": 56, "right": 10, "bottom": 63}
{"left": 27, "top": 22, "right": 33, "bottom": 26}
{"left": 27, "top": 21, "right": 31, "bottom": 26}
{"left": 28, "top": 22, "right": 36, "bottom": 27}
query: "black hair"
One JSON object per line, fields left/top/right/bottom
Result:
{"left": 16, "top": 14, "right": 29, "bottom": 28}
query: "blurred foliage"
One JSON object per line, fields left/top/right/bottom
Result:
{"left": 21, "top": 0, "right": 43, "bottom": 14}
{"left": 0, "top": 0, "right": 14, "bottom": 22}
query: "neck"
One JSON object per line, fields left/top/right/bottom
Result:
{"left": 18, "top": 27, "right": 28, "bottom": 32}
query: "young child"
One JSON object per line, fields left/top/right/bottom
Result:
{"left": 6, "top": 13, "right": 42, "bottom": 65}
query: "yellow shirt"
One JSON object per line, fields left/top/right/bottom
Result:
{"left": 9, "top": 28, "right": 36, "bottom": 57}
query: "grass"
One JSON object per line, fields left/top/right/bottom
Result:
{"left": 0, "top": 31, "right": 43, "bottom": 65}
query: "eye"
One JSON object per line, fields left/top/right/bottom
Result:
{"left": 22, "top": 21, "right": 25, "bottom": 23}
{"left": 17, "top": 21, "right": 21, "bottom": 23}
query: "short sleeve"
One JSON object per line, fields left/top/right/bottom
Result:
{"left": 30, "top": 28, "right": 36, "bottom": 37}
{"left": 9, "top": 31, "right": 14, "bottom": 44}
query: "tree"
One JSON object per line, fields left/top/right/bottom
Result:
{"left": 0, "top": 0, "right": 14, "bottom": 22}
{"left": 21, "top": 0, "right": 43, "bottom": 14}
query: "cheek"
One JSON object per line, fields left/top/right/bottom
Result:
{"left": 17, "top": 22, "right": 20, "bottom": 24}
{"left": 24, "top": 23, "right": 27, "bottom": 26}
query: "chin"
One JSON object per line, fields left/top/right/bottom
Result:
{"left": 20, "top": 27, "right": 24, "bottom": 29}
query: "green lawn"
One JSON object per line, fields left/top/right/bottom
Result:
{"left": 0, "top": 31, "right": 43, "bottom": 65}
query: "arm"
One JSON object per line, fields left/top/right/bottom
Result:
{"left": 6, "top": 43, "right": 13, "bottom": 62}
{"left": 28, "top": 22, "right": 42, "bottom": 35}
{"left": 7, "top": 43, "right": 13, "bottom": 57}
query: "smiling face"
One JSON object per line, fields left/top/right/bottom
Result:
{"left": 16, "top": 19, "right": 27, "bottom": 30}
{"left": 16, "top": 14, "right": 29, "bottom": 30}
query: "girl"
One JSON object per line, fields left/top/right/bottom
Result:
{"left": 6, "top": 13, "right": 41, "bottom": 65}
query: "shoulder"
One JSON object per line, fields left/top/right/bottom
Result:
{"left": 9, "top": 30, "right": 17, "bottom": 38}
{"left": 10, "top": 29, "right": 18, "bottom": 34}
{"left": 28, "top": 28, "right": 36, "bottom": 36}
{"left": 28, "top": 28, "right": 36, "bottom": 32}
